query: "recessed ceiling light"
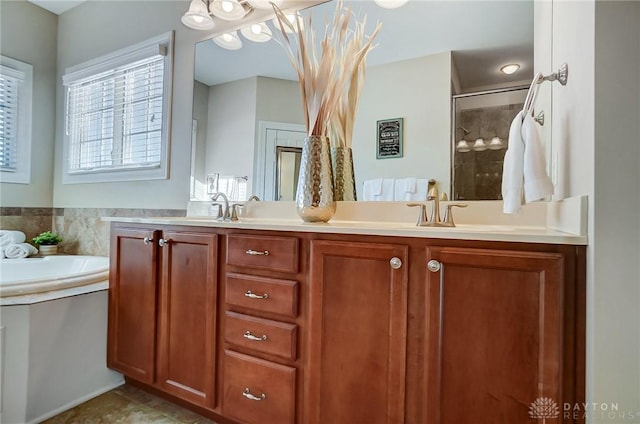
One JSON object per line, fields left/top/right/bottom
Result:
{"left": 500, "top": 64, "right": 520, "bottom": 75}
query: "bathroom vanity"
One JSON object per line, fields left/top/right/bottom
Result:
{"left": 106, "top": 202, "right": 586, "bottom": 424}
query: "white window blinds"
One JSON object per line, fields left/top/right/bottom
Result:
{"left": 0, "top": 68, "right": 22, "bottom": 171}
{"left": 62, "top": 32, "right": 172, "bottom": 183}
{"left": 0, "top": 56, "right": 33, "bottom": 184}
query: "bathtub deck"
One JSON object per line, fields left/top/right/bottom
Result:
{"left": 42, "top": 384, "right": 218, "bottom": 424}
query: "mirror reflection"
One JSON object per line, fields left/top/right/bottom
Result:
{"left": 190, "top": 0, "right": 535, "bottom": 201}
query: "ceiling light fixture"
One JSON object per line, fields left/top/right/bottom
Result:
{"left": 181, "top": 0, "right": 215, "bottom": 30}
{"left": 472, "top": 138, "right": 487, "bottom": 151}
{"left": 240, "top": 22, "right": 272, "bottom": 42}
{"left": 213, "top": 31, "right": 243, "bottom": 50}
{"left": 209, "top": 0, "right": 250, "bottom": 21}
{"left": 374, "top": 0, "right": 409, "bottom": 9}
{"left": 488, "top": 136, "right": 504, "bottom": 150}
{"left": 500, "top": 64, "right": 520, "bottom": 75}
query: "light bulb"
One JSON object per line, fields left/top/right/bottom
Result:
{"left": 223, "top": 33, "right": 233, "bottom": 42}
{"left": 251, "top": 24, "right": 262, "bottom": 35}
{"left": 221, "top": 0, "right": 233, "bottom": 13}
{"left": 500, "top": 64, "right": 520, "bottom": 75}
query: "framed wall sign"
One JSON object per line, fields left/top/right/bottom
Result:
{"left": 376, "top": 118, "right": 403, "bottom": 159}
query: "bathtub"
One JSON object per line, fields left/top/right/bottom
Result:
{"left": 0, "top": 255, "right": 109, "bottom": 298}
{"left": 0, "top": 255, "right": 123, "bottom": 424}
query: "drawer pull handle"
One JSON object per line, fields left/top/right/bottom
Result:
{"left": 242, "top": 388, "right": 266, "bottom": 401}
{"left": 245, "top": 290, "right": 269, "bottom": 299}
{"left": 143, "top": 237, "right": 153, "bottom": 245}
{"left": 244, "top": 330, "right": 268, "bottom": 341}
{"left": 245, "top": 249, "right": 270, "bottom": 256}
{"left": 390, "top": 257, "right": 402, "bottom": 269}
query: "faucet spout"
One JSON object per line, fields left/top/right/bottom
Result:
{"left": 211, "top": 192, "right": 230, "bottom": 221}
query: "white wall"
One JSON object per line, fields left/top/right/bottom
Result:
{"left": 0, "top": 1, "right": 57, "bottom": 207}
{"left": 192, "top": 80, "right": 209, "bottom": 199}
{"left": 552, "top": 0, "right": 640, "bottom": 417}
{"left": 255, "top": 76, "right": 304, "bottom": 125}
{"left": 53, "top": 1, "right": 203, "bottom": 209}
{"left": 206, "top": 77, "right": 257, "bottom": 195}
{"left": 352, "top": 52, "right": 452, "bottom": 198}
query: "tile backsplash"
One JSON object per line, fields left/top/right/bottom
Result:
{"left": 0, "top": 207, "right": 186, "bottom": 257}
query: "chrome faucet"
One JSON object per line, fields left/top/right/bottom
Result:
{"left": 407, "top": 179, "right": 467, "bottom": 227}
{"left": 247, "top": 195, "right": 261, "bottom": 201}
{"left": 211, "top": 192, "right": 230, "bottom": 221}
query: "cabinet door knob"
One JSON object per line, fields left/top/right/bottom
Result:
{"left": 245, "top": 290, "right": 269, "bottom": 300}
{"left": 158, "top": 238, "right": 170, "bottom": 247}
{"left": 244, "top": 330, "right": 268, "bottom": 341}
{"left": 427, "top": 260, "right": 441, "bottom": 273}
{"left": 245, "top": 249, "right": 269, "bottom": 256}
{"left": 143, "top": 237, "right": 153, "bottom": 245}
{"left": 390, "top": 257, "right": 403, "bottom": 270}
{"left": 242, "top": 388, "right": 266, "bottom": 401}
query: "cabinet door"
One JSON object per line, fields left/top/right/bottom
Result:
{"left": 107, "top": 227, "right": 158, "bottom": 384}
{"left": 156, "top": 231, "right": 218, "bottom": 409}
{"left": 307, "top": 240, "right": 408, "bottom": 424}
{"left": 422, "top": 247, "right": 563, "bottom": 423}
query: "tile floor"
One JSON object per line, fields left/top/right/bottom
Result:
{"left": 42, "top": 384, "right": 218, "bottom": 423}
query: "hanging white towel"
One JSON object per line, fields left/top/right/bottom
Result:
{"left": 362, "top": 179, "right": 383, "bottom": 200}
{"left": 0, "top": 230, "right": 26, "bottom": 246}
{"left": 501, "top": 111, "right": 554, "bottom": 214}
{"left": 372, "top": 179, "right": 395, "bottom": 201}
{"left": 394, "top": 178, "right": 429, "bottom": 201}
{"left": 502, "top": 112, "right": 525, "bottom": 213}
{"left": 4, "top": 243, "right": 38, "bottom": 259}
{"left": 522, "top": 114, "right": 554, "bottom": 202}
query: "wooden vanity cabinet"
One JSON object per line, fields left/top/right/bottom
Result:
{"left": 222, "top": 233, "right": 302, "bottom": 424}
{"left": 415, "top": 244, "right": 583, "bottom": 424}
{"left": 108, "top": 223, "right": 585, "bottom": 424}
{"left": 306, "top": 239, "right": 409, "bottom": 424}
{"left": 108, "top": 224, "right": 219, "bottom": 410}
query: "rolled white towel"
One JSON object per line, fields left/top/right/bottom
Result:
{"left": 4, "top": 243, "right": 38, "bottom": 259}
{"left": 0, "top": 230, "right": 26, "bottom": 246}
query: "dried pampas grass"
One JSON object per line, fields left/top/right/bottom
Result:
{"left": 273, "top": 1, "right": 381, "bottom": 139}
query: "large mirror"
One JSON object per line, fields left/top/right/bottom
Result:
{"left": 190, "top": 0, "right": 536, "bottom": 201}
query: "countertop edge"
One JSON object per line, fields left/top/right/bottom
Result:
{"left": 102, "top": 217, "right": 588, "bottom": 245}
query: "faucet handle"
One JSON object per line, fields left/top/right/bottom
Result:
{"left": 443, "top": 203, "right": 468, "bottom": 227}
{"left": 407, "top": 203, "right": 429, "bottom": 226}
{"left": 230, "top": 203, "right": 244, "bottom": 221}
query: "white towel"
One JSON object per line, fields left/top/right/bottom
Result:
{"left": 396, "top": 177, "right": 417, "bottom": 194}
{"left": 501, "top": 111, "right": 554, "bottom": 214}
{"left": 394, "top": 178, "right": 429, "bottom": 201}
{"left": 522, "top": 114, "right": 554, "bottom": 202}
{"left": 4, "top": 243, "right": 38, "bottom": 259}
{"left": 363, "top": 178, "right": 383, "bottom": 198}
{"left": 372, "top": 179, "right": 395, "bottom": 201}
{"left": 0, "top": 230, "right": 26, "bottom": 246}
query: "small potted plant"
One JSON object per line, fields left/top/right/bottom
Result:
{"left": 32, "top": 231, "right": 63, "bottom": 256}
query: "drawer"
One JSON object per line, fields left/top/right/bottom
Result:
{"left": 226, "top": 273, "right": 298, "bottom": 318}
{"left": 225, "top": 311, "right": 297, "bottom": 360}
{"left": 226, "top": 234, "right": 299, "bottom": 274}
{"left": 223, "top": 350, "right": 296, "bottom": 424}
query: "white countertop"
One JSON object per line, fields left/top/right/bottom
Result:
{"left": 103, "top": 216, "right": 587, "bottom": 245}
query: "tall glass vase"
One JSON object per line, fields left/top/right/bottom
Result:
{"left": 296, "top": 135, "right": 336, "bottom": 222}
{"left": 330, "top": 146, "right": 357, "bottom": 201}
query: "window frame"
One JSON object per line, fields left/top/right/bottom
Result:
{"left": 0, "top": 55, "right": 33, "bottom": 184}
{"left": 62, "top": 32, "right": 174, "bottom": 184}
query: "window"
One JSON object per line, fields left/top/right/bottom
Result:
{"left": 62, "top": 32, "right": 173, "bottom": 183}
{"left": 0, "top": 56, "right": 33, "bottom": 184}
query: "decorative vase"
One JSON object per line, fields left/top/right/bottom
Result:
{"left": 39, "top": 245, "right": 58, "bottom": 256}
{"left": 296, "top": 135, "right": 336, "bottom": 222}
{"left": 330, "top": 146, "right": 357, "bottom": 201}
